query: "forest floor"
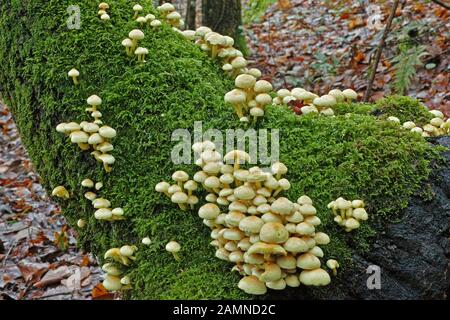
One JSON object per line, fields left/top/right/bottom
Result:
{"left": 0, "top": 0, "right": 449, "bottom": 300}
{"left": 244, "top": 0, "right": 450, "bottom": 115}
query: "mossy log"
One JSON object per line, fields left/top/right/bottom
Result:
{"left": 0, "top": 1, "right": 448, "bottom": 299}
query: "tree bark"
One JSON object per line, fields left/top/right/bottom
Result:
{"left": 201, "top": 0, "right": 242, "bottom": 38}
{"left": 185, "top": 0, "right": 197, "bottom": 30}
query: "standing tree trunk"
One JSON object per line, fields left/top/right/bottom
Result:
{"left": 201, "top": 0, "right": 242, "bottom": 39}
{"left": 185, "top": 0, "right": 197, "bottom": 30}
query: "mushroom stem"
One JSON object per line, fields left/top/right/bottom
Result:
{"left": 234, "top": 155, "right": 240, "bottom": 171}
{"left": 172, "top": 252, "right": 180, "bottom": 261}
{"left": 103, "top": 162, "right": 112, "bottom": 173}
{"left": 272, "top": 187, "right": 282, "bottom": 197}
{"left": 211, "top": 45, "right": 218, "bottom": 59}
{"left": 71, "top": 76, "right": 79, "bottom": 85}
{"left": 233, "top": 104, "right": 244, "bottom": 118}
{"left": 332, "top": 268, "right": 337, "bottom": 276}
{"left": 178, "top": 203, "right": 187, "bottom": 211}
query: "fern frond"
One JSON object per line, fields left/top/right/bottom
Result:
{"left": 391, "top": 44, "right": 427, "bottom": 95}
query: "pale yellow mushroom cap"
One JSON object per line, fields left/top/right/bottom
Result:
{"left": 103, "top": 275, "right": 122, "bottom": 291}
{"left": 80, "top": 178, "right": 94, "bottom": 188}
{"left": 172, "top": 170, "right": 189, "bottom": 183}
{"left": 403, "top": 121, "right": 416, "bottom": 129}
{"left": 247, "top": 242, "right": 287, "bottom": 256}
{"left": 266, "top": 278, "right": 286, "bottom": 290}
{"left": 182, "top": 30, "right": 196, "bottom": 41}
{"left": 98, "top": 126, "right": 117, "bottom": 139}
{"left": 120, "top": 245, "right": 135, "bottom": 257}
{"left": 100, "top": 13, "right": 110, "bottom": 20}
{"left": 387, "top": 116, "right": 401, "bottom": 123}
{"left": 94, "top": 208, "right": 113, "bottom": 220}
{"left": 297, "top": 252, "right": 321, "bottom": 270}
{"left": 224, "top": 88, "right": 247, "bottom": 104}
{"left": 98, "top": 2, "right": 109, "bottom": 10}
{"left": 238, "top": 276, "right": 267, "bottom": 295}
{"left": 260, "top": 262, "right": 282, "bottom": 282}
{"left": 271, "top": 197, "right": 294, "bottom": 215}
{"left": 342, "top": 88, "right": 358, "bottom": 100}
{"left": 276, "top": 255, "right": 297, "bottom": 269}
{"left": 271, "top": 162, "right": 287, "bottom": 176}
{"left": 326, "top": 259, "right": 339, "bottom": 270}
{"left": 299, "top": 268, "right": 331, "bottom": 286}
{"left": 234, "top": 185, "right": 256, "bottom": 200}
{"left": 239, "top": 216, "right": 264, "bottom": 234}
{"left": 231, "top": 56, "right": 247, "bottom": 69}
{"left": 70, "top": 131, "right": 89, "bottom": 143}
{"left": 157, "top": 2, "right": 175, "bottom": 12}
{"left": 133, "top": 4, "right": 143, "bottom": 12}
{"left": 77, "top": 219, "right": 86, "bottom": 228}
{"left": 255, "top": 93, "right": 272, "bottom": 106}
{"left": 328, "top": 89, "right": 345, "bottom": 102}
{"left": 254, "top": 80, "right": 273, "bottom": 93}
{"left": 296, "top": 222, "right": 315, "bottom": 236}
{"left": 171, "top": 191, "right": 188, "bottom": 204}
{"left": 84, "top": 191, "right": 97, "bottom": 201}
{"left": 235, "top": 74, "right": 256, "bottom": 89}
{"left": 142, "top": 237, "right": 151, "bottom": 245}
{"left": 345, "top": 217, "right": 360, "bottom": 230}
{"left": 429, "top": 109, "right": 444, "bottom": 119}
{"left": 150, "top": 19, "right": 162, "bottom": 27}
{"left": 68, "top": 68, "right": 79, "bottom": 77}
{"left": 129, "top": 29, "right": 145, "bottom": 40}
{"left": 285, "top": 274, "right": 300, "bottom": 287}
{"left": 135, "top": 47, "right": 149, "bottom": 56}
{"left": 92, "top": 197, "right": 111, "bottom": 209}
{"left": 259, "top": 222, "right": 289, "bottom": 244}
{"left": 198, "top": 203, "right": 220, "bottom": 220}
{"left": 136, "top": 16, "right": 147, "bottom": 24}
{"left": 98, "top": 153, "right": 115, "bottom": 165}
{"left": 277, "top": 89, "right": 291, "bottom": 98}
{"left": 87, "top": 95, "right": 102, "bottom": 106}
{"left": 314, "top": 232, "right": 330, "bottom": 245}
{"left": 120, "top": 276, "right": 131, "bottom": 285}
{"left": 283, "top": 237, "right": 309, "bottom": 254}
{"left": 165, "top": 241, "right": 180, "bottom": 253}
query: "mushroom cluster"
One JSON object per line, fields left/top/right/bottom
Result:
{"left": 98, "top": 2, "right": 110, "bottom": 21}
{"left": 387, "top": 109, "right": 449, "bottom": 137}
{"left": 273, "top": 88, "right": 358, "bottom": 116}
{"left": 56, "top": 95, "right": 117, "bottom": 173}
{"left": 122, "top": 29, "right": 148, "bottom": 63}
{"left": 155, "top": 141, "right": 333, "bottom": 294}
{"left": 102, "top": 245, "right": 137, "bottom": 291}
{"left": 328, "top": 198, "right": 368, "bottom": 232}
{"left": 81, "top": 178, "right": 125, "bottom": 222}
{"left": 155, "top": 171, "right": 199, "bottom": 210}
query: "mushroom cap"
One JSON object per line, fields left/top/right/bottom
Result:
{"left": 305, "top": 215, "right": 321, "bottom": 226}
{"left": 402, "top": 121, "right": 416, "bottom": 129}
{"left": 255, "top": 93, "right": 272, "bottom": 106}
{"left": 238, "top": 276, "right": 267, "bottom": 295}
{"left": 297, "top": 195, "right": 313, "bottom": 205}
{"left": 271, "top": 162, "right": 287, "bottom": 176}
{"left": 129, "top": 29, "right": 145, "bottom": 40}
{"left": 387, "top": 116, "right": 401, "bottom": 123}
{"left": 229, "top": 201, "right": 248, "bottom": 213}
{"left": 145, "top": 13, "right": 156, "bottom": 21}
{"left": 224, "top": 150, "right": 251, "bottom": 164}
{"left": 328, "top": 89, "right": 345, "bottom": 102}
{"left": 184, "top": 180, "right": 198, "bottom": 191}
{"left": 225, "top": 211, "right": 246, "bottom": 227}
{"left": 142, "top": 237, "right": 152, "bottom": 245}
{"left": 276, "top": 89, "right": 291, "bottom": 98}
{"left": 83, "top": 122, "right": 100, "bottom": 133}
{"left": 77, "top": 219, "right": 86, "bottom": 228}
{"left": 283, "top": 237, "right": 309, "bottom": 253}
{"left": 234, "top": 185, "right": 256, "bottom": 200}
{"left": 260, "top": 262, "right": 282, "bottom": 282}
{"left": 235, "top": 74, "right": 256, "bottom": 89}
{"left": 181, "top": 30, "right": 196, "bottom": 41}
{"left": 271, "top": 197, "right": 294, "bottom": 215}
{"left": 97, "top": 142, "right": 114, "bottom": 153}
{"left": 70, "top": 130, "right": 89, "bottom": 143}
{"left": 195, "top": 26, "right": 212, "bottom": 37}
{"left": 345, "top": 218, "right": 360, "bottom": 230}
{"left": 52, "top": 185, "right": 69, "bottom": 198}
{"left": 112, "top": 207, "right": 124, "bottom": 216}
{"left": 120, "top": 245, "right": 135, "bottom": 257}
{"left": 94, "top": 208, "right": 113, "bottom": 220}
{"left": 231, "top": 56, "right": 247, "bottom": 69}
{"left": 299, "top": 268, "right": 331, "bottom": 286}
{"left": 135, "top": 47, "right": 149, "bottom": 55}
{"left": 247, "top": 242, "right": 287, "bottom": 256}
{"left": 168, "top": 185, "right": 181, "bottom": 194}
{"left": 335, "top": 197, "right": 351, "bottom": 210}
{"left": 88, "top": 133, "right": 104, "bottom": 145}
{"left": 206, "top": 33, "right": 226, "bottom": 46}
{"left": 81, "top": 178, "right": 94, "bottom": 188}
{"left": 254, "top": 80, "right": 273, "bottom": 93}
{"left": 103, "top": 275, "right": 122, "bottom": 292}
{"left": 172, "top": 170, "right": 189, "bottom": 183}
{"left": 98, "top": 153, "right": 115, "bottom": 164}
{"left": 224, "top": 89, "right": 247, "bottom": 105}
{"left": 198, "top": 203, "right": 220, "bottom": 219}
{"left": 430, "top": 117, "right": 444, "bottom": 127}
{"left": 223, "top": 228, "right": 245, "bottom": 241}
{"left": 246, "top": 68, "right": 262, "bottom": 78}
{"left": 68, "top": 68, "right": 79, "bottom": 77}
{"left": 99, "top": 126, "right": 117, "bottom": 139}
{"left": 326, "top": 259, "right": 339, "bottom": 269}
{"left": 239, "top": 216, "right": 264, "bottom": 234}
{"left": 285, "top": 274, "right": 301, "bottom": 287}
{"left": 98, "top": 2, "right": 110, "bottom": 10}
{"left": 92, "top": 197, "right": 111, "bottom": 209}
{"left": 84, "top": 191, "right": 97, "bottom": 201}
{"left": 158, "top": 3, "right": 176, "bottom": 12}
{"left": 259, "top": 222, "right": 289, "bottom": 244}
{"left": 87, "top": 95, "right": 102, "bottom": 106}
{"left": 266, "top": 278, "right": 286, "bottom": 290}
{"left": 314, "top": 232, "right": 330, "bottom": 245}
{"left": 429, "top": 109, "right": 444, "bottom": 119}
{"left": 296, "top": 222, "right": 315, "bottom": 236}
{"left": 133, "top": 4, "right": 143, "bottom": 11}
{"left": 228, "top": 250, "right": 244, "bottom": 263}
{"left": 166, "top": 11, "right": 181, "bottom": 20}
{"left": 165, "top": 241, "right": 181, "bottom": 253}
{"left": 276, "top": 255, "right": 297, "bottom": 269}
{"left": 352, "top": 207, "right": 368, "bottom": 220}
{"left": 342, "top": 89, "right": 357, "bottom": 100}
{"left": 150, "top": 19, "right": 162, "bottom": 27}
{"left": 102, "top": 263, "right": 121, "bottom": 276}
{"left": 309, "top": 246, "right": 324, "bottom": 258}
{"left": 297, "top": 252, "right": 321, "bottom": 270}
{"left": 171, "top": 191, "right": 188, "bottom": 204}
{"left": 100, "top": 13, "right": 110, "bottom": 20}
{"left": 285, "top": 211, "right": 304, "bottom": 223}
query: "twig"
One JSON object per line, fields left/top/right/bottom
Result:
{"left": 363, "top": 0, "right": 400, "bottom": 102}
{"left": 430, "top": 0, "right": 450, "bottom": 10}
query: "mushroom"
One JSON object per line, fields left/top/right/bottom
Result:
{"left": 235, "top": 74, "right": 256, "bottom": 101}
{"left": 224, "top": 150, "right": 250, "bottom": 171}
{"left": 157, "top": 2, "right": 176, "bottom": 18}
{"left": 141, "top": 237, "right": 152, "bottom": 245}
{"left": 326, "top": 259, "right": 339, "bottom": 276}
{"left": 387, "top": 116, "right": 401, "bottom": 123}
{"left": 266, "top": 278, "right": 286, "bottom": 290}
{"left": 238, "top": 276, "right": 267, "bottom": 295}
{"left": 122, "top": 38, "right": 133, "bottom": 56}
{"left": 297, "top": 253, "right": 321, "bottom": 270}
{"left": 166, "top": 11, "right": 182, "bottom": 28}
{"left": 94, "top": 208, "right": 113, "bottom": 220}
{"left": 171, "top": 191, "right": 188, "bottom": 210}
{"left": 328, "top": 89, "right": 345, "bottom": 102}
{"left": 132, "top": 4, "right": 143, "bottom": 19}
{"left": 135, "top": 47, "right": 149, "bottom": 63}
{"left": 98, "top": 126, "right": 116, "bottom": 139}
{"left": 198, "top": 203, "right": 220, "bottom": 220}
{"left": 166, "top": 241, "right": 181, "bottom": 261}
{"left": 84, "top": 191, "right": 97, "bottom": 201}
{"left": 150, "top": 19, "right": 162, "bottom": 28}
{"left": 92, "top": 198, "right": 111, "bottom": 209}
{"left": 259, "top": 222, "right": 289, "bottom": 244}
{"left": 52, "top": 186, "right": 70, "bottom": 199}
{"left": 283, "top": 237, "right": 309, "bottom": 254}
{"left": 103, "top": 275, "right": 122, "bottom": 292}
{"left": 172, "top": 171, "right": 189, "bottom": 189}
{"left": 299, "top": 268, "right": 331, "bottom": 286}
{"left": 155, "top": 181, "right": 170, "bottom": 196}
{"left": 271, "top": 162, "right": 287, "bottom": 179}
{"left": 68, "top": 68, "right": 79, "bottom": 85}
{"left": 128, "top": 29, "right": 145, "bottom": 51}
{"left": 98, "top": 2, "right": 109, "bottom": 11}
{"left": 342, "top": 89, "right": 358, "bottom": 102}
{"left": 87, "top": 95, "right": 102, "bottom": 112}
{"left": 100, "top": 13, "right": 110, "bottom": 21}
{"left": 224, "top": 89, "right": 247, "bottom": 119}
{"left": 98, "top": 154, "right": 115, "bottom": 173}
{"left": 77, "top": 219, "right": 86, "bottom": 228}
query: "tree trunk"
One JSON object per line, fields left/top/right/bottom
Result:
{"left": 201, "top": 0, "right": 242, "bottom": 39}
{"left": 185, "top": 0, "right": 197, "bottom": 30}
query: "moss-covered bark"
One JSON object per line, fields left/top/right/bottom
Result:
{"left": 0, "top": 1, "right": 443, "bottom": 299}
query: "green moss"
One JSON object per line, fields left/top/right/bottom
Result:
{"left": 374, "top": 95, "right": 433, "bottom": 125}
{"left": 0, "top": 0, "right": 445, "bottom": 300}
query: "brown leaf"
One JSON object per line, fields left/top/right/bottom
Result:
{"left": 92, "top": 283, "right": 114, "bottom": 300}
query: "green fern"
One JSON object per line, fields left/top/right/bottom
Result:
{"left": 391, "top": 43, "right": 427, "bottom": 95}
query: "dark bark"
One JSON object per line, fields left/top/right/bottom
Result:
{"left": 201, "top": 0, "right": 242, "bottom": 38}
{"left": 185, "top": 0, "right": 196, "bottom": 30}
